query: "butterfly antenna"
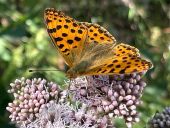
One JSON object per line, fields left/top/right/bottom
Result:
{"left": 28, "top": 68, "right": 63, "bottom": 72}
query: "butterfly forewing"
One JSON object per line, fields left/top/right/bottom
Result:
{"left": 82, "top": 22, "right": 116, "bottom": 45}
{"left": 44, "top": 8, "right": 88, "bottom": 67}
{"left": 112, "top": 43, "right": 140, "bottom": 57}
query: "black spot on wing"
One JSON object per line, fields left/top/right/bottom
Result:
{"left": 104, "top": 33, "right": 109, "bottom": 37}
{"left": 96, "top": 68, "right": 102, "bottom": 73}
{"left": 58, "top": 44, "right": 64, "bottom": 49}
{"left": 93, "top": 33, "right": 97, "bottom": 36}
{"left": 109, "top": 68, "right": 115, "bottom": 73}
{"left": 101, "top": 70, "right": 107, "bottom": 73}
{"left": 74, "top": 37, "right": 81, "bottom": 41}
{"left": 64, "top": 25, "right": 68, "bottom": 29}
{"left": 126, "top": 65, "right": 131, "bottom": 68}
{"left": 54, "top": 37, "right": 63, "bottom": 41}
{"left": 47, "top": 28, "right": 56, "bottom": 33}
{"left": 62, "top": 48, "right": 69, "bottom": 53}
{"left": 80, "top": 26, "right": 85, "bottom": 29}
{"left": 65, "top": 19, "right": 71, "bottom": 23}
{"left": 73, "top": 23, "right": 78, "bottom": 27}
{"left": 119, "top": 69, "right": 126, "bottom": 74}
{"left": 100, "top": 37, "right": 104, "bottom": 40}
{"left": 89, "top": 29, "right": 93, "bottom": 32}
{"left": 67, "top": 40, "right": 73, "bottom": 44}
{"left": 133, "top": 69, "right": 138, "bottom": 72}
{"left": 116, "top": 65, "right": 121, "bottom": 68}
{"left": 57, "top": 25, "right": 62, "bottom": 30}
{"left": 73, "top": 46, "right": 77, "bottom": 48}
{"left": 127, "top": 62, "right": 131, "bottom": 64}
{"left": 98, "top": 29, "right": 103, "bottom": 33}
{"left": 107, "top": 64, "right": 113, "bottom": 67}
{"left": 113, "top": 60, "right": 118, "bottom": 63}
{"left": 78, "top": 29, "right": 83, "bottom": 34}
{"left": 71, "top": 29, "right": 75, "bottom": 33}
{"left": 62, "top": 33, "right": 68, "bottom": 37}
{"left": 122, "top": 57, "right": 127, "bottom": 59}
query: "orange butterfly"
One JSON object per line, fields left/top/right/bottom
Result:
{"left": 44, "top": 8, "right": 152, "bottom": 78}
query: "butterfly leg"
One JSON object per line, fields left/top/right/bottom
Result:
{"left": 84, "top": 76, "right": 88, "bottom": 90}
{"left": 66, "top": 78, "right": 72, "bottom": 101}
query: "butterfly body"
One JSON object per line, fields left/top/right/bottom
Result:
{"left": 67, "top": 61, "right": 89, "bottom": 78}
{"left": 44, "top": 8, "right": 153, "bottom": 78}
{"left": 67, "top": 42, "right": 115, "bottom": 78}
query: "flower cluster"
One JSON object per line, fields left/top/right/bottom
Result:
{"left": 25, "top": 103, "right": 98, "bottom": 128}
{"left": 70, "top": 72, "right": 146, "bottom": 127}
{"left": 25, "top": 102, "right": 116, "bottom": 128}
{"left": 6, "top": 77, "right": 67, "bottom": 126}
{"left": 149, "top": 107, "right": 170, "bottom": 128}
{"left": 6, "top": 71, "right": 148, "bottom": 128}
{"left": 6, "top": 77, "right": 114, "bottom": 128}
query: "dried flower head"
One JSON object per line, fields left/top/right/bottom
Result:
{"left": 149, "top": 107, "right": 170, "bottom": 128}
{"left": 70, "top": 72, "right": 147, "bottom": 127}
{"left": 6, "top": 77, "right": 67, "bottom": 127}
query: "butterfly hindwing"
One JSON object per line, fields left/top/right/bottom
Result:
{"left": 74, "top": 43, "right": 152, "bottom": 76}
{"left": 80, "top": 55, "right": 152, "bottom": 76}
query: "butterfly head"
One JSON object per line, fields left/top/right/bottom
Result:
{"left": 66, "top": 60, "right": 89, "bottom": 78}
{"left": 66, "top": 70, "right": 77, "bottom": 78}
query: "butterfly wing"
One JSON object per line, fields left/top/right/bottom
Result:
{"left": 82, "top": 22, "right": 116, "bottom": 45}
{"left": 87, "top": 55, "right": 152, "bottom": 75}
{"left": 70, "top": 43, "right": 152, "bottom": 76}
{"left": 113, "top": 43, "right": 140, "bottom": 57}
{"left": 44, "top": 8, "right": 117, "bottom": 68}
{"left": 44, "top": 8, "right": 88, "bottom": 67}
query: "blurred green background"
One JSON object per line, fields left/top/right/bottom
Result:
{"left": 0, "top": 0, "right": 170, "bottom": 127}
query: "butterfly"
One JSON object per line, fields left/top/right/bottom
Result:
{"left": 44, "top": 8, "right": 152, "bottom": 78}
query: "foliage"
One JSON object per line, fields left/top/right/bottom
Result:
{"left": 0, "top": 0, "right": 170, "bottom": 127}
